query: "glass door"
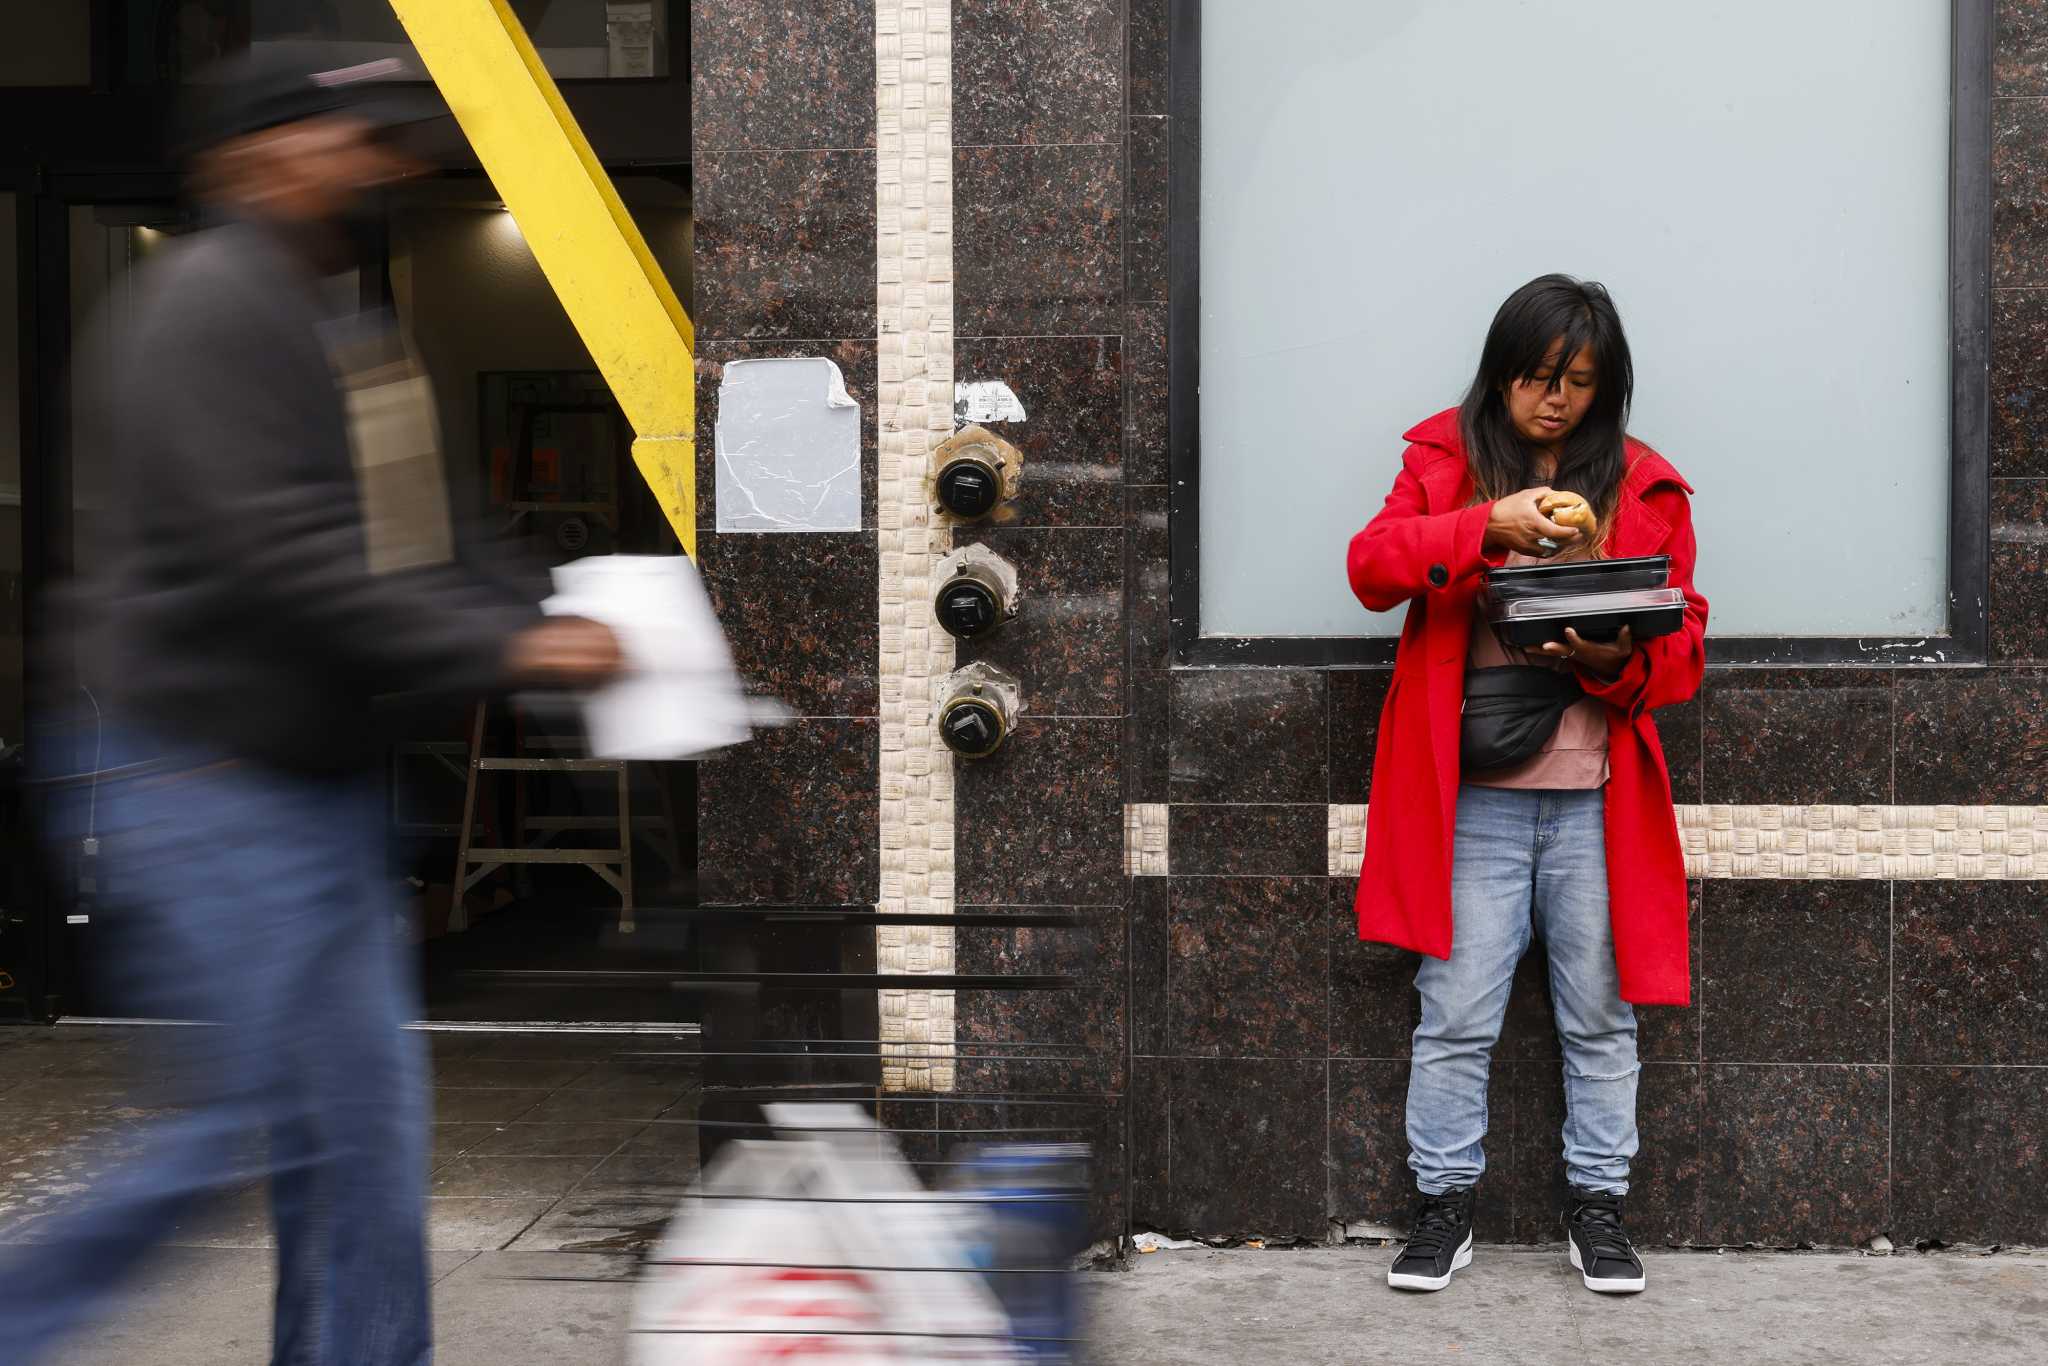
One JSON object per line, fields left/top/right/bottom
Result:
{"left": 0, "top": 190, "right": 30, "bottom": 1020}
{"left": 19, "top": 186, "right": 183, "bottom": 1019}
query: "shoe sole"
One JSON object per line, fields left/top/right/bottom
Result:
{"left": 1388, "top": 1231, "right": 1473, "bottom": 1292}
{"left": 1569, "top": 1240, "right": 1646, "bottom": 1294}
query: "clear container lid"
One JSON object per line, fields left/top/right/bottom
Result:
{"left": 1489, "top": 587, "right": 1687, "bottom": 621}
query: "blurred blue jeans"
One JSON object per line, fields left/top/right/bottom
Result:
{"left": 0, "top": 734, "right": 430, "bottom": 1364}
{"left": 1406, "top": 786, "right": 1639, "bottom": 1197}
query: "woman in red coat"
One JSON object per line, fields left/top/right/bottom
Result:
{"left": 1346, "top": 276, "right": 1706, "bottom": 1297}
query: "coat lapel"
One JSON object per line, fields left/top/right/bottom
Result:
{"left": 1608, "top": 457, "right": 1672, "bottom": 556}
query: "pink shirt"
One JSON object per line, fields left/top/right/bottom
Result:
{"left": 1464, "top": 551, "right": 1610, "bottom": 790}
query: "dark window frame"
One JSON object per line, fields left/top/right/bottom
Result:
{"left": 107, "top": 0, "right": 686, "bottom": 89}
{"left": 1166, "top": 0, "right": 1994, "bottom": 669}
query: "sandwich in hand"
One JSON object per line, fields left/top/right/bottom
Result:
{"left": 1538, "top": 491, "right": 1599, "bottom": 536}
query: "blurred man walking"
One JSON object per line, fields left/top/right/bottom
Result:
{"left": 0, "top": 51, "right": 619, "bottom": 1364}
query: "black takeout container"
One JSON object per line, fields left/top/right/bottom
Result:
{"left": 1486, "top": 587, "right": 1688, "bottom": 648}
{"left": 1483, "top": 554, "right": 1671, "bottom": 601}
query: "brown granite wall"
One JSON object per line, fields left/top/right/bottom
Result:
{"left": 687, "top": 0, "right": 2048, "bottom": 1248}
{"left": 941, "top": 0, "right": 1132, "bottom": 1238}
{"left": 1123, "top": 0, "right": 2048, "bottom": 1249}
{"left": 690, "top": 2, "right": 882, "bottom": 907}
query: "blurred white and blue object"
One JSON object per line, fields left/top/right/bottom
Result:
{"left": 543, "top": 554, "right": 776, "bottom": 760}
{"left": 631, "top": 1103, "right": 1090, "bottom": 1363}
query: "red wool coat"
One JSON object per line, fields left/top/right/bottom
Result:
{"left": 1345, "top": 408, "right": 1708, "bottom": 1006}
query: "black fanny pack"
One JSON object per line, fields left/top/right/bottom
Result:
{"left": 1460, "top": 666, "right": 1584, "bottom": 772}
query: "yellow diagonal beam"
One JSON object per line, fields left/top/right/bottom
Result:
{"left": 388, "top": 0, "right": 697, "bottom": 555}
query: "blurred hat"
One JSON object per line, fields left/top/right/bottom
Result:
{"left": 182, "top": 44, "right": 453, "bottom": 158}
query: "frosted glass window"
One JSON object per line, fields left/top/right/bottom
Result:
{"left": 1198, "top": 0, "right": 1952, "bottom": 639}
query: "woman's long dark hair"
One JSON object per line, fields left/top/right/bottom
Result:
{"left": 1460, "top": 274, "right": 1634, "bottom": 543}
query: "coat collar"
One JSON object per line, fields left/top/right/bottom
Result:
{"left": 1403, "top": 407, "right": 1689, "bottom": 553}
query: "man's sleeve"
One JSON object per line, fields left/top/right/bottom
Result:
{"left": 137, "top": 273, "right": 535, "bottom": 698}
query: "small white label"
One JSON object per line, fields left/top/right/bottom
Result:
{"left": 67, "top": 915, "right": 90, "bottom": 925}
{"left": 954, "top": 380, "right": 1028, "bottom": 425}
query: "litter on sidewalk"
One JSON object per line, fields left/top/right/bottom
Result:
{"left": 631, "top": 1103, "right": 1091, "bottom": 1363}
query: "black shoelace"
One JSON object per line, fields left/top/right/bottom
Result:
{"left": 1402, "top": 1196, "right": 1468, "bottom": 1259}
{"left": 1572, "top": 1196, "right": 1635, "bottom": 1265}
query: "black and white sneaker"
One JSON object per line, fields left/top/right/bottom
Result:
{"left": 1566, "top": 1186, "right": 1646, "bottom": 1294}
{"left": 1387, "top": 1187, "right": 1475, "bottom": 1292}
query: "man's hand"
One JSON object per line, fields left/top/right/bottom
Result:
{"left": 1540, "top": 626, "right": 1632, "bottom": 682}
{"left": 1484, "top": 486, "right": 1581, "bottom": 557}
{"left": 507, "top": 617, "right": 624, "bottom": 687}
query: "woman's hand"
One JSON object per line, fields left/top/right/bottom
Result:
{"left": 1484, "top": 486, "right": 1582, "bottom": 557}
{"left": 1540, "top": 626, "right": 1633, "bottom": 681}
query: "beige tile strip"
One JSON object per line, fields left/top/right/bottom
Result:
{"left": 875, "top": 0, "right": 956, "bottom": 1093}
{"left": 1163, "top": 804, "right": 2048, "bottom": 881}
{"left": 1675, "top": 804, "right": 2048, "bottom": 880}
{"left": 1328, "top": 804, "right": 1368, "bottom": 880}
{"left": 1124, "top": 803, "right": 1169, "bottom": 876}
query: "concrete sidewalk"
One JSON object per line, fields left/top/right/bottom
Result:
{"left": 43, "top": 1247, "right": 638, "bottom": 1366}
{"left": 1088, "top": 1245, "right": 2048, "bottom": 1365}
{"left": 7, "top": 1028, "right": 2044, "bottom": 1362}
{"left": 28, "top": 1242, "right": 2048, "bottom": 1364}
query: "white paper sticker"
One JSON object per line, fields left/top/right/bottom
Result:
{"left": 953, "top": 379, "right": 1027, "bottom": 425}
{"left": 714, "top": 358, "right": 862, "bottom": 534}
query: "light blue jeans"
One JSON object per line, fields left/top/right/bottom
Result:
{"left": 1406, "top": 785, "right": 1639, "bottom": 1196}
{"left": 1, "top": 733, "right": 431, "bottom": 1364}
